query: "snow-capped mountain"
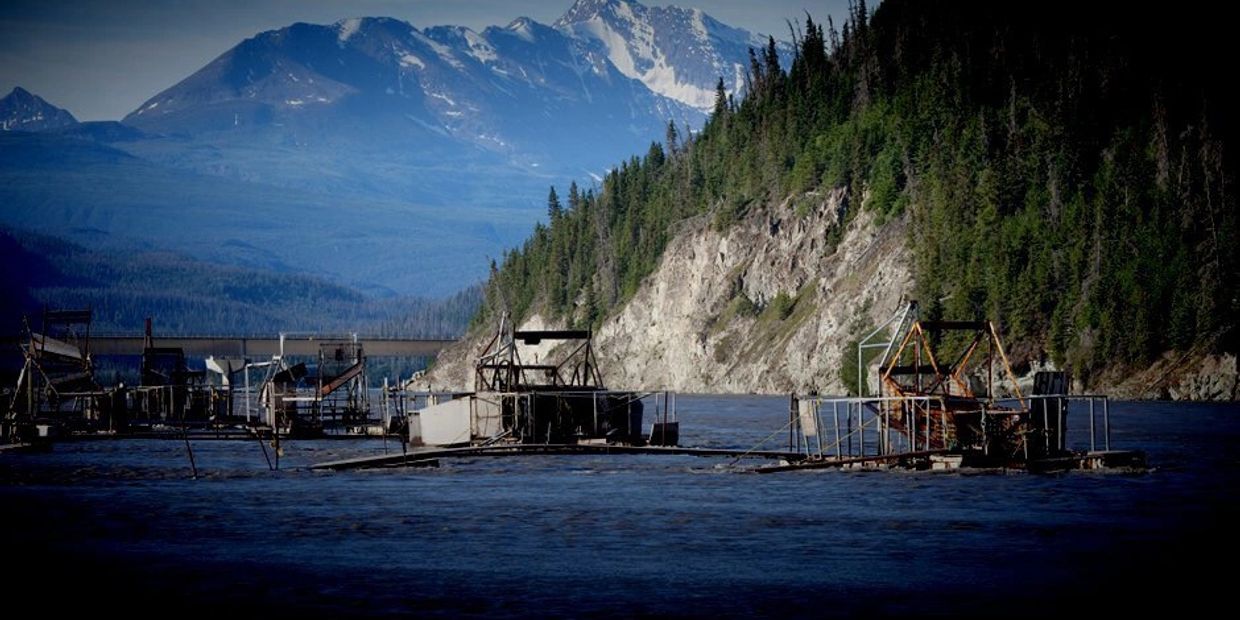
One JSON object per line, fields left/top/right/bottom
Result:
{"left": 556, "top": 0, "right": 784, "bottom": 110}
{"left": 122, "top": 1, "right": 784, "bottom": 172}
{"left": 1, "top": 87, "right": 78, "bottom": 132}
{"left": 122, "top": 14, "right": 705, "bottom": 170}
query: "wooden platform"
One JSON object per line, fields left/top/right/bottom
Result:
{"left": 0, "top": 442, "right": 51, "bottom": 454}
{"left": 755, "top": 450, "right": 949, "bottom": 473}
{"left": 310, "top": 443, "right": 805, "bottom": 470}
{"left": 756, "top": 449, "right": 1148, "bottom": 474}
{"left": 1026, "top": 450, "right": 1148, "bottom": 473}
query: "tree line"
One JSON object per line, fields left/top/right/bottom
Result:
{"left": 1, "top": 227, "right": 481, "bottom": 339}
{"left": 480, "top": 0, "right": 1237, "bottom": 385}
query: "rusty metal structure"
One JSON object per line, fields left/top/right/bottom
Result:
{"left": 765, "top": 301, "right": 1144, "bottom": 472}
{"left": 315, "top": 339, "right": 369, "bottom": 431}
{"left": 3, "top": 308, "right": 111, "bottom": 441}
{"left": 257, "top": 333, "right": 372, "bottom": 437}
{"left": 874, "top": 308, "right": 1033, "bottom": 458}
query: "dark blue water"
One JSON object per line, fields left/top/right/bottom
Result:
{"left": 2, "top": 396, "right": 1237, "bottom": 617}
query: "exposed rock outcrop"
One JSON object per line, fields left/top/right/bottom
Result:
{"left": 593, "top": 190, "right": 911, "bottom": 393}
{"left": 427, "top": 191, "right": 912, "bottom": 394}
{"left": 1106, "top": 351, "right": 1239, "bottom": 401}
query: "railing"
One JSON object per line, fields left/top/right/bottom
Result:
{"left": 785, "top": 395, "right": 947, "bottom": 459}
{"left": 992, "top": 394, "right": 1111, "bottom": 452}
{"left": 782, "top": 393, "right": 1114, "bottom": 462}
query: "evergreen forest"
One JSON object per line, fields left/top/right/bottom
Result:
{"left": 482, "top": 0, "right": 1237, "bottom": 383}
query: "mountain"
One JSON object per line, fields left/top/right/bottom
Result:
{"left": 429, "top": 1, "right": 1238, "bottom": 400}
{"left": 0, "top": 225, "right": 480, "bottom": 339}
{"left": 0, "top": 87, "right": 78, "bottom": 132}
{"left": 121, "top": 13, "right": 708, "bottom": 174}
{"left": 4, "top": 1, "right": 787, "bottom": 301}
{"left": 556, "top": 0, "right": 783, "bottom": 110}
{"left": 0, "top": 130, "right": 511, "bottom": 297}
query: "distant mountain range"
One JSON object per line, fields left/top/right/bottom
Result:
{"left": 2, "top": 0, "right": 790, "bottom": 299}
{"left": 1, "top": 87, "right": 77, "bottom": 132}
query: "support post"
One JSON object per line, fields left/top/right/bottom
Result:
{"left": 1089, "top": 398, "right": 1096, "bottom": 452}
{"left": 833, "top": 401, "right": 841, "bottom": 459}
{"left": 1103, "top": 397, "right": 1110, "bottom": 451}
{"left": 859, "top": 402, "right": 865, "bottom": 457}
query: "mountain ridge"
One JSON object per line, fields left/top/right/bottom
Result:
{"left": 1, "top": 87, "right": 78, "bottom": 132}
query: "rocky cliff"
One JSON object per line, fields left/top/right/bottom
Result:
{"left": 424, "top": 189, "right": 1236, "bottom": 401}
{"left": 591, "top": 189, "right": 910, "bottom": 393}
{"left": 425, "top": 190, "right": 912, "bottom": 394}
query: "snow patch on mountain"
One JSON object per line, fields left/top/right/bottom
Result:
{"left": 399, "top": 53, "right": 425, "bottom": 69}
{"left": 336, "top": 18, "right": 362, "bottom": 44}
{"left": 1, "top": 87, "right": 78, "bottom": 131}
{"left": 464, "top": 30, "right": 498, "bottom": 63}
{"left": 555, "top": 0, "right": 783, "bottom": 111}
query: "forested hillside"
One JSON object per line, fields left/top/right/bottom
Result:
{"left": 1, "top": 228, "right": 480, "bottom": 338}
{"left": 481, "top": 0, "right": 1237, "bottom": 386}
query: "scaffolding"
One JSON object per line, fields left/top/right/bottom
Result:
{"left": 768, "top": 300, "right": 1137, "bottom": 471}
{"left": 4, "top": 308, "right": 109, "bottom": 441}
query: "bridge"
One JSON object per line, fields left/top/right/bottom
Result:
{"left": 4, "top": 335, "right": 457, "bottom": 358}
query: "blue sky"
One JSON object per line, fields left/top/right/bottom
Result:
{"left": 0, "top": 0, "right": 852, "bottom": 121}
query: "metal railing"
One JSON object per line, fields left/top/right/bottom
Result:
{"left": 991, "top": 394, "right": 1111, "bottom": 452}
{"left": 786, "top": 395, "right": 948, "bottom": 459}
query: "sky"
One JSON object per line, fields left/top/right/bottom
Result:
{"left": 0, "top": 0, "right": 850, "bottom": 121}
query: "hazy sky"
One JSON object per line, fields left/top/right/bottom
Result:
{"left": 0, "top": 0, "right": 851, "bottom": 121}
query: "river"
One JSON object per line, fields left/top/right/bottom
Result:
{"left": 2, "top": 395, "right": 1236, "bottom": 616}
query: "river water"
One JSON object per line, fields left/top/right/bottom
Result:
{"left": 2, "top": 395, "right": 1237, "bottom": 616}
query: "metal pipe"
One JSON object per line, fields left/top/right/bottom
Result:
{"left": 815, "top": 402, "right": 824, "bottom": 458}
{"left": 1089, "top": 398, "right": 1096, "bottom": 452}
{"left": 1057, "top": 398, "right": 1065, "bottom": 451}
{"left": 1103, "top": 397, "right": 1110, "bottom": 451}
{"left": 911, "top": 404, "right": 917, "bottom": 452}
{"left": 924, "top": 402, "right": 930, "bottom": 451}
{"left": 833, "top": 401, "right": 841, "bottom": 458}
{"left": 859, "top": 402, "right": 865, "bottom": 457}
{"left": 881, "top": 402, "right": 888, "bottom": 455}
{"left": 788, "top": 395, "right": 794, "bottom": 452}
{"left": 981, "top": 404, "right": 988, "bottom": 455}
{"left": 847, "top": 403, "right": 853, "bottom": 457}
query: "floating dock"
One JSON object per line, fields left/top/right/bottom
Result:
{"left": 310, "top": 443, "right": 804, "bottom": 470}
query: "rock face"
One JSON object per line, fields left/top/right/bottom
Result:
{"left": 593, "top": 190, "right": 911, "bottom": 393}
{"left": 1107, "top": 351, "right": 1239, "bottom": 401}
{"left": 427, "top": 191, "right": 914, "bottom": 394}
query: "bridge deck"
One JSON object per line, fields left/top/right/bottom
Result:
{"left": 2, "top": 336, "right": 455, "bottom": 358}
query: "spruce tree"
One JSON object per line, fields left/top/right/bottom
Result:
{"left": 547, "top": 186, "right": 562, "bottom": 222}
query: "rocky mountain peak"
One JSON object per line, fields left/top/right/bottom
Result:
{"left": 1, "top": 87, "right": 78, "bottom": 132}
